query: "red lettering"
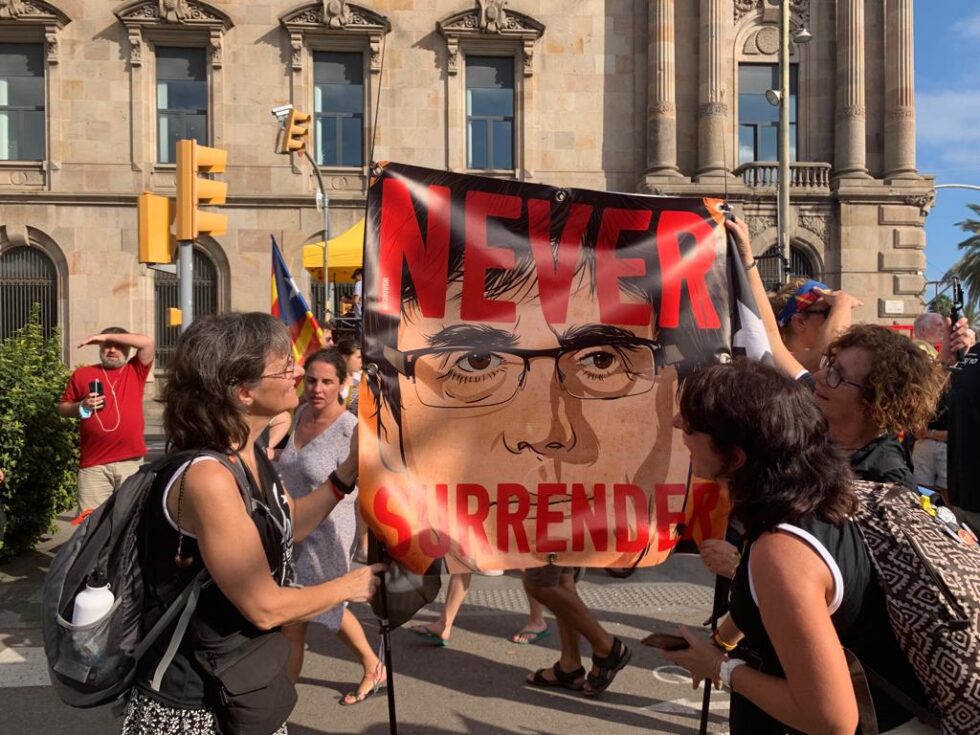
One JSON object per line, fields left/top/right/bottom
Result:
{"left": 418, "top": 483, "right": 451, "bottom": 558}
{"left": 655, "top": 483, "right": 687, "bottom": 551}
{"left": 688, "top": 482, "right": 723, "bottom": 541}
{"left": 655, "top": 211, "right": 722, "bottom": 329}
{"left": 570, "top": 483, "right": 609, "bottom": 552}
{"left": 460, "top": 191, "right": 523, "bottom": 321}
{"left": 497, "top": 483, "right": 531, "bottom": 553}
{"left": 613, "top": 483, "right": 649, "bottom": 552}
{"left": 455, "top": 483, "right": 493, "bottom": 557}
{"left": 373, "top": 485, "right": 412, "bottom": 556}
{"left": 377, "top": 179, "right": 450, "bottom": 317}
{"left": 595, "top": 208, "right": 652, "bottom": 326}
{"left": 527, "top": 200, "right": 594, "bottom": 324}
{"left": 535, "top": 483, "right": 568, "bottom": 553}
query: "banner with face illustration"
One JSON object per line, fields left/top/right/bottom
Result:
{"left": 358, "top": 162, "right": 768, "bottom": 573}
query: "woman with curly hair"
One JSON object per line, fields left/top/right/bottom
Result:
{"left": 666, "top": 360, "right": 933, "bottom": 734}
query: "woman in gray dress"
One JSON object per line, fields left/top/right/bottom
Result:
{"left": 276, "top": 348, "right": 385, "bottom": 705}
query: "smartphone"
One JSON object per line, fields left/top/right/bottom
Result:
{"left": 88, "top": 379, "right": 103, "bottom": 411}
{"left": 641, "top": 632, "right": 690, "bottom": 651}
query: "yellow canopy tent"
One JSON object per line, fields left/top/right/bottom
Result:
{"left": 302, "top": 218, "right": 364, "bottom": 284}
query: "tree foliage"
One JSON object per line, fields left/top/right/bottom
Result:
{"left": 0, "top": 307, "right": 78, "bottom": 558}
{"left": 944, "top": 203, "right": 980, "bottom": 315}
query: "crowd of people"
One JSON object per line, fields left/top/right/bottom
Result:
{"left": 40, "top": 216, "right": 980, "bottom": 734}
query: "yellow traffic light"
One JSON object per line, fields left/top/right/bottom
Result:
{"left": 166, "top": 308, "right": 183, "bottom": 327}
{"left": 277, "top": 109, "right": 311, "bottom": 155}
{"left": 175, "top": 139, "right": 228, "bottom": 241}
{"left": 137, "top": 193, "right": 175, "bottom": 264}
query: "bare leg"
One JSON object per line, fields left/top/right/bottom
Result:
{"left": 511, "top": 570, "right": 549, "bottom": 643}
{"left": 422, "top": 572, "right": 471, "bottom": 640}
{"left": 282, "top": 622, "right": 308, "bottom": 683}
{"left": 337, "top": 607, "right": 384, "bottom": 704}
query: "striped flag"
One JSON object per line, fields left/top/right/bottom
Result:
{"left": 271, "top": 236, "right": 327, "bottom": 367}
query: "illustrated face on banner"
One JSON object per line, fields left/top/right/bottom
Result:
{"left": 360, "top": 164, "right": 735, "bottom": 572}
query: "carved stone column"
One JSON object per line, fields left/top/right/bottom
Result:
{"left": 834, "top": 0, "right": 869, "bottom": 178}
{"left": 696, "top": 0, "right": 730, "bottom": 180}
{"left": 884, "top": 0, "right": 917, "bottom": 179}
{"left": 646, "top": 0, "right": 682, "bottom": 178}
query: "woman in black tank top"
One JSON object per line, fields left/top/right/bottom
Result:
{"left": 662, "top": 360, "right": 932, "bottom": 735}
{"left": 122, "top": 313, "right": 383, "bottom": 735}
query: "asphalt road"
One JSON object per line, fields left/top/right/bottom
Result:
{"left": 0, "top": 516, "right": 730, "bottom": 735}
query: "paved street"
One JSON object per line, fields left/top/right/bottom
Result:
{"left": 0, "top": 510, "right": 729, "bottom": 735}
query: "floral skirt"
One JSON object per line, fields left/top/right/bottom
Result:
{"left": 121, "top": 688, "right": 289, "bottom": 735}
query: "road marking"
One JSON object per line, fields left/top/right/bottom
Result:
{"left": 651, "top": 664, "right": 692, "bottom": 685}
{"left": 0, "top": 646, "right": 51, "bottom": 688}
{"left": 647, "top": 695, "right": 730, "bottom": 716}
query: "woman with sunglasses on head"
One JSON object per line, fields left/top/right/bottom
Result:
{"left": 275, "top": 347, "right": 386, "bottom": 705}
{"left": 666, "top": 360, "right": 934, "bottom": 734}
{"left": 770, "top": 277, "right": 862, "bottom": 374}
{"left": 726, "top": 216, "right": 957, "bottom": 491}
{"left": 123, "top": 313, "right": 382, "bottom": 735}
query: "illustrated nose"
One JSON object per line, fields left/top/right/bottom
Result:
{"left": 504, "top": 358, "right": 596, "bottom": 463}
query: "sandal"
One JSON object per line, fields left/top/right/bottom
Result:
{"left": 339, "top": 669, "right": 387, "bottom": 706}
{"left": 408, "top": 624, "right": 449, "bottom": 647}
{"left": 583, "top": 638, "right": 631, "bottom": 697}
{"left": 527, "top": 662, "right": 586, "bottom": 691}
{"left": 510, "top": 627, "right": 551, "bottom": 645}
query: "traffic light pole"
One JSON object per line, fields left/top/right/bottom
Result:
{"left": 304, "top": 149, "right": 332, "bottom": 324}
{"left": 178, "top": 240, "right": 194, "bottom": 333}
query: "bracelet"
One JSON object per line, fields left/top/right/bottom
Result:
{"left": 328, "top": 470, "right": 356, "bottom": 496}
{"left": 711, "top": 629, "right": 737, "bottom": 653}
{"left": 78, "top": 403, "right": 92, "bottom": 420}
{"left": 329, "top": 482, "right": 345, "bottom": 502}
{"left": 743, "top": 259, "right": 758, "bottom": 271}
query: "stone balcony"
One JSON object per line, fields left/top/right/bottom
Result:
{"left": 733, "top": 161, "right": 833, "bottom": 190}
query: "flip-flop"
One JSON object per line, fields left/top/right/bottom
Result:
{"left": 510, "top": 628, "right": 551, "bottom": 645}
{"left": 408, "top": 624, "right": 449, "bottom": 647}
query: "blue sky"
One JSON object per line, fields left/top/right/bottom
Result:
{"left": 917, "top": 0, "right": 980, "bottom": 301}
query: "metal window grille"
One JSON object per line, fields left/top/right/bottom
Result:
{"left": 0, "top": 246, "right": 57, "bottom": 341}
{"left": 312, "top": 280, "right": 356, "bottom": 323}
{"left": 154, "top": 249, "right": 218, "bottom": 369}
{"left": 758, "top": 244, "right": 817, "bottom": 292}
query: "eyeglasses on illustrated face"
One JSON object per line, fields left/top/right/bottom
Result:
{"left": 383, "top": 338, "right": 673, "bottom": 409}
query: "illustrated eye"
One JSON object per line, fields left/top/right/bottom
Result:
{"left": 454, "top": 352, "right": 503, "bottom": 373}
{"left": 578, "top": 349, "right": 618, "bottom": 371}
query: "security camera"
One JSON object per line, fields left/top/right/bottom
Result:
{"left": 270, "top": 104, "right": 294, "bottom": 122}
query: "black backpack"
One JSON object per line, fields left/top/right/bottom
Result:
{"left": 42, "top": 450, "right": 246, "bottom": 708}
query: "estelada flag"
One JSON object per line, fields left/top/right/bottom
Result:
{"left": 271, "top": 236, "right": 327, "bottom": 366}
{"left": 357, "top": 163, "right": 769, "bottom": 573}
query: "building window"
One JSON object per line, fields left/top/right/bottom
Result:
{"left": 758, "top": 243, "right": 815, "bottom": 293}
{"left": 156, "top": 47, "right": 207, "bottom": 164}
{"left": 466, "top": 56, "right": 514, "bottom": 171}
{"left": 0, "top": 44, "right": 45, "bottom": 162}
{"left": 154, "top": 248, "right": 217, "bottom": 369}
{"left": 0, "top": 246, "right": 58, "bottom": 340}
{"left": 313, "top": 52, "right": 363, "bottom": 168}
{"left": 738, "top": 64, "right": 797, "bottom": 165}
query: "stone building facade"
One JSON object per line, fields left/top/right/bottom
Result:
{"left": 0, "top": 0, "right": 933, "bottom": 371}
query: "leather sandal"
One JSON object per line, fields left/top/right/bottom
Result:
{"left": 527, "top": 662, "right": 586, "bottom": 691}
{"left": 583, "top": 638, "right": 631, "bottom": 697}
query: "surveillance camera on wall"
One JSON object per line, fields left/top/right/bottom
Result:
{"left": 270, "top": 104, "right": 294, "bottom": 121}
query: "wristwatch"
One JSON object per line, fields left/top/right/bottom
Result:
{"left": 719, "top": 657, "right": 747, "bottom": 689}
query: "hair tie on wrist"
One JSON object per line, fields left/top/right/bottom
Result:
{"left": 329, "top": 470, "right": 356, "bottom": 496}
{"left": 744, "top": 260, "right": 758, "bottom": 271}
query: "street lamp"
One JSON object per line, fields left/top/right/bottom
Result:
{"left": 765, "top": 0, "right": 811, "bottom": 284}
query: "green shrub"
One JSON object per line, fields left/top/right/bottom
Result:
{"left": 0, "top": 307, "right": 78, "bottom": 558}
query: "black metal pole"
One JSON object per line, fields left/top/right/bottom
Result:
{"left": 376, "top": 542, "right": 397, "bottom": 735}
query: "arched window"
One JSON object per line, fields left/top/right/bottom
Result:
{"left": 758, "top": 243, "right": 817, "bottom": 292}
{"left": 0, "top": 246, "right": 58, "bottom": 341}
{"left": 154, "top": 248, "right": 218, "bottom": 369}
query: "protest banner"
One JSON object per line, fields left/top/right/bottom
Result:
{"left": 358, "top": 162, "right": 767, "bottom": 573}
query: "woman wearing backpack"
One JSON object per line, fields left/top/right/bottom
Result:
{"left": 122, "top": 312, "right": 383, "bottom": 735}
{"left": 665, "top": 360, "right": 935, "bottom": 734}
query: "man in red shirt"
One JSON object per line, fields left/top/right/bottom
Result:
{"left": 58, "top": 327, "right": 154, "bottom": 513}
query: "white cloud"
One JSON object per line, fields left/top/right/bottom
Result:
{"left": 953, "top": 11, "right": 980, "bottom": 39}
{"left": 917, "top": 89, "right": 980, "bottom": 145}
